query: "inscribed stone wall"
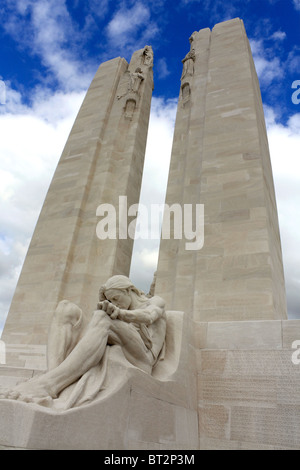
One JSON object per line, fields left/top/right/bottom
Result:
{"left": 196, "top": 319, "right": 300, "bottom": 449}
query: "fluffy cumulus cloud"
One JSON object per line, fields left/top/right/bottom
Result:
{"left": 250, "top": 39, "right": 284, "bottom": 87}
{"left": 156, "top": 58, "right": 171, "bottom": 79}
{"left": 2, "top": 0, "right": 94, "bottom": 91}
{"left": 270, "top": 30, "right": 286, "bottom": 41}
{"left": 106, "top": 1, "right": 159, "bottom": 52}
{"left": 293, "top": 0, "right": 300, "bottom": 11}
{"left": 265, "top": 110, "right": 300, "bottom": 319}
{"left": 0, "top": 0, "right": 299, "bottom": 333}
{"left": 0, "top": 84, "right": 85, "bottom": 332}
{"left": 129, "top": 97, "right": 177, "bottom": 293}
{"left": 1, "top": 0, "right": 166, "bottom": 68}
{"left": 0, "top": 93, "right": 177, "bottom": 331}
{"left": 0, "top": 0, "right": 165, "bottom": 333}
{"left": 107, "top": 2, "right": 150, "bottom": 36}
{"left": 130, "top": 99, "right": 300, "bottom": 317}
{"left": 286, "top": 47, "right": 300, "bottom": 75}
{"left": 1, "top": 94, "right": 299, "bottom": 330}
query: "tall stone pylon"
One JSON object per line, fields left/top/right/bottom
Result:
{"left": 2, "top": 47, "right": 154, "bottom": 368}
{"left": 155, "top": 19, "right": 287, "bottom": 321}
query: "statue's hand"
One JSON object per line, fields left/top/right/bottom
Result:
{"left": 97, "top": 300, "right": 110, "bottom": 312}
{"left": 100, "top": 300, "right": 120, "bottom": 320}
{"left": 107, "top": 304, "right": 120, "bottom": 320}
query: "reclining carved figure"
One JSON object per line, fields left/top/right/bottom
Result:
{"left": 0, "top": 275, "right": 166, "bottom": 409}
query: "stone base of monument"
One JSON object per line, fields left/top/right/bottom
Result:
{"left": 196, "top": 318, "right": 300, "bottom": 450}
{"left": 0, "top": 311, "right": 199, "bottom": 450}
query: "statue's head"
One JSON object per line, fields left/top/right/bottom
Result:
{"left": 189, "top": 31, "right": 197, "bottom": 44}
{"left": 99, "top": 275, "right": 146, "bottom": 310}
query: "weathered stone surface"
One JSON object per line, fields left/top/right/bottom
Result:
{"left": 197, "top": 318, "right": 300, "bottom": 450}
{"left": 2, "top": 48, "right": 154, "bottom": 369}
{"left": 0, "top": 18, "right": 294, "bottom": 452}
{"left": 155, "top": 18, "right": 287, "bottom": 322}
{"left": 0, "top": 311, "right": 198, "bottom": 450}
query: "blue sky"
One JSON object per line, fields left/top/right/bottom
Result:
{"left": 0, "top": 0, "right": 300, "bottom": 332}
{"left": 0, "top": 1, "right": 299, "bottom": 115}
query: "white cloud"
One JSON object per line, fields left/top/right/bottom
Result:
{"left": 250, "top": 39, "right": 284, "bottom": 86}
{"left": 266, "top": 110, "right": 300, "bottom": 319}
{"left": 106, "top": 1, "right": 159, "bottom": 52}
{"left": 129, "top": 247, "right": 159, "bottom": 294}
{"left": 270, "top": 30, "right": 286, "bottom": 41}
{"left": 293, "top": 0, "right": 300, "bottom": 11}
{"left": 286, "top": 48, "right": 300, "bottom": 74}
{"left": 0, "top": 93, "right": 176, "bottom": 332}
{"left": 86, "top": 0, "right": 110, "bottom": 18}
{"left": 0, "top": 45, "right": 299, "bottom": 340}
{"left": 1, "top": 92, "right": 299, "bottom": 329}
{"left": 2, "top": 0, "right": 93, "bottom": 91}
{"left": 131, "top": 98, "right": 300, "bottom": 321}
{"left": 107, "top": 2, "right": 150, "bottom": 37}
{"left": 156, "top": 58, "right": 171, "bottom": 79}
{"left": 129, "top": 97, "right": 177, "bottom": 293}
{"left": 0, "top": 84, "right": 84, "bottom": 333}
{"left": 137, "top": 96, "right": 177, "bottom": 203}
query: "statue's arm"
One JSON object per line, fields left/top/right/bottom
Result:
{"left": 118, "top": 296, "right": 165, "bottom": 325}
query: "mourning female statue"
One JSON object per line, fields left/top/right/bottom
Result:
{"left": 141, "top": 45, "right": 153, "bottom": 67}
{"left": 181, "top": 32, "right": 197, "bottom": 80}
{"left": 0, "top": 275, "right": 166, "bottom": 409}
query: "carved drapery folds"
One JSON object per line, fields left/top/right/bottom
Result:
{"left": 141, "top": 45, "right": 153, "bottom": 67}
{"left": 181, "top": 48, "right": 196, "bottom": 80}
{"left": 181, "top": 82, "right": 191, "bottom": 104}
{"left": 119, "top": 45, "right": 153, "bottom": 120}
{"left": 180, "top": 32, "right": 196, "bottom": 106}
{"left": 124, "top": 67, "right": 144, "bottom": 119}
{"left": 124, "top": 97, "right": 137, "bottom": 120}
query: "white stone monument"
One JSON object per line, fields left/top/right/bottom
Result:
{"left": 1, "top": 19, "right": 300, "bottom": 451}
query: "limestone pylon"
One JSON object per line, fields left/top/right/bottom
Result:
{"left": 155, "top": 18, "right": 287, "bottom": 322}
{"left": 2, "top": 47, "right": 154, "bottom": 368}
{"left": 1, "top": 19, "right": 298, "bottom": 452}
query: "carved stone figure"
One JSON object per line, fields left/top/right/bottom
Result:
{"left": 141, "top": 45, "right": 153, "bottom": 67}
{"left": 0, "top": 276, "right": 166, "bottom": 408}
{"left": 181, "top": 49, "right": 196, "bottom": 79}
{"left": 181, "top": 32, "right": 197, "bottom": 80}
{"left": 189, "top": 31, "right": 198, "bottom": 44}
{"left": 128, "top": 67, "right": 144, "bottom": 93}
{"left": 121, "top": 68, "right": 144, "bottom": 118}
{"left": 148, "top": 271, "right": 157, "bottom": 297}
{"left": 117, "top": 67, "right": 144, "bottom": 103}
{"left": 124, "top": 98, "right": 137, "bottom": 119}
{"left": 181, "top": 82, "right": 191, "bottom": 104}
